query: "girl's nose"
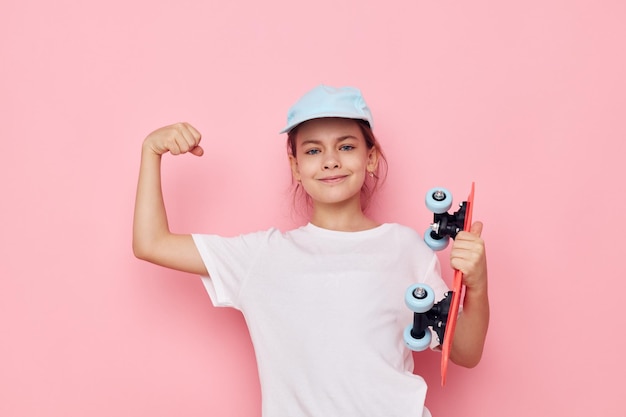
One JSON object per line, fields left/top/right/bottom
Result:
{"left": 323, "top": 159, "right": 340, "bottom": 170}
{"left": 323, "top": 149, "right": 341, "bottom": 170}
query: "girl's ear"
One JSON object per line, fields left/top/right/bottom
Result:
{"left": 367, "top": 146, "right": 379, "bottom": 173}
{"left": 289, "top": 154, "right": 301, "bottom": 181}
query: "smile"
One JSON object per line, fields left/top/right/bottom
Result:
{"left": 318, "top": 175, "right": 348, "bottom": 184}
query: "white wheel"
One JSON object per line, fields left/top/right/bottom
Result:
{"left": 424, "top": 227, "right": 450, "bottom": 251}
{"left": 425, "top": 187, "right": 453, "bottom": 214}
{"left": 404, "top": 284, "right": 436, "bottom": 313}
{"left": 403, "top": 324, "right": 431, "bottom": 351}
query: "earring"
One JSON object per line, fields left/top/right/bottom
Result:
{"left": 368, "top": 171, "right": 374, "bottom": 178}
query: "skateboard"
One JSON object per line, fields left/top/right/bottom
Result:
{"left": 403, "top": 183, "right": 475, "bottom": 386}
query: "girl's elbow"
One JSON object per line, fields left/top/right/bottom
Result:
{"left": 459, "top": 356, "right": 482, "bottom": 369}
{"left": 132, "top": 243, "right": 146, "bottom": 261}
{"left": 132, "top": 238, "right": 153, "bottom": 261}
{"left": 451, "top": 349, "right": 483, "bottom": 369}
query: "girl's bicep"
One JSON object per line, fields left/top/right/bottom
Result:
{"left": 147, "top": 234, "right": 209, "bottom": 276}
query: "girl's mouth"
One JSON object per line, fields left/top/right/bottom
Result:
{"left": 319, "top": 175, "right": 347, "bottom": 184}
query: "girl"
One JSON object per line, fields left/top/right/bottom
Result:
{"left": 133, "top": 85, "right": 489, "bottom": 417}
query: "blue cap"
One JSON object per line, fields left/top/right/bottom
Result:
{"left": 280, "top": 85, "right": 374, "bottom": 134}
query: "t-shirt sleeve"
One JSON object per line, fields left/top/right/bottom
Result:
{"left": 191, "top": 229, "right": 272, "bottom": 309}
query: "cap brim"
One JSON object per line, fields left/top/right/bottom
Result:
{"left": 279, "top": 112, "right": 370, "bottom": 134}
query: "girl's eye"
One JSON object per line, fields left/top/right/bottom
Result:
{"left": 305, "top": 149, "right": 320, "bottom": 155}
{"left": 340, "top": 145, "right": 354, "bottom": 151}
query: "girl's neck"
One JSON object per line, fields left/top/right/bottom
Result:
{"left": 309, "top": 201, "right": 379, "bottom": 232}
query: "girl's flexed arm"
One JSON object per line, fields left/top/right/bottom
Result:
{"left": 448, "top": 221, "right": 490, "bottom": 368}
{"left": 132, "top": 123, "right": 208, "bottom": 276}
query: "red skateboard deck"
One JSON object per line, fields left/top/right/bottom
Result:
{"left": 440, "top": 182, "right": 475, "bottom": 385}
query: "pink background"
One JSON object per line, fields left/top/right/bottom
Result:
{"left": 1, "top": 0, "right": 625, "bottom": 415}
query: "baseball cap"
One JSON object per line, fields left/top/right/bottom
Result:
{"left": 279, "top": 85, "right": 374, "bottom": 134}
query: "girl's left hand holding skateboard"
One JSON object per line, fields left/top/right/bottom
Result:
{"left": 450, "top": 221, "right": 488, "bottom": 292}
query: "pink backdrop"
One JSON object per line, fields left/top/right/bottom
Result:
{"left": 2, "top": 0, "right": 625, "bottom": 415}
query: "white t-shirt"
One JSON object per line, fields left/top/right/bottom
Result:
{"left": 192, "top": 223, "right": 448, "bottom": 417}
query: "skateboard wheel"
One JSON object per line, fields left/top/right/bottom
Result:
{"left": 403, "top": 324, "right": 431, "bottom": 351}
{"left": 425, "top": 187, "right": 453, "bottom": 214}
{"left": 424, "top": 228, "right": 450, "bottom": 251}
{"left": 404, "top": 283, "right": 436, "bottom": 313}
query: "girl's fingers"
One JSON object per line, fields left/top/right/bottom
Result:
{"left": 450, "top": 226, "right": 486, "bottom": 278}
{"left": 176, "top": 123, "right": 199, "bottom": 151}
{"left": 185, "top": 123, "right": 202, "bottom": 143}
{"left": 469, "top": 221, "right": 483, "bottom": 237}
{"left": 190, "top": 145, "right": 204, "bottom": 156}
{"left": 148, "top": 123, "right": 202, "bottom": 156}
{"left": 168, "top": 137, "right": 182, "bottom": 155}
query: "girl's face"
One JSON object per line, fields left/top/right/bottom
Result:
{"left": 289, "top": 118, "right": 378, "bottom": 208}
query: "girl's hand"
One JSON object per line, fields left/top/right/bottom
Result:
{"left": 143, "top": 122, "right": 204, "bottom": 157}
{"left": 449, "top": 221, "right": 489, "bottom": 367}
{"left": 450, "top": 221, "right": 488, "bottom": 292}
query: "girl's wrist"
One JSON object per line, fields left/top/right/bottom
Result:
{"left": 464, "top": 280, "right": 489, "bottom": 299}
{"left": 141, "top": 141, "right": 163, "bottom": 158}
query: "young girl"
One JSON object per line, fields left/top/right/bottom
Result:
{"left": 133, "top": 85, "right": 489, "bottom": 417}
